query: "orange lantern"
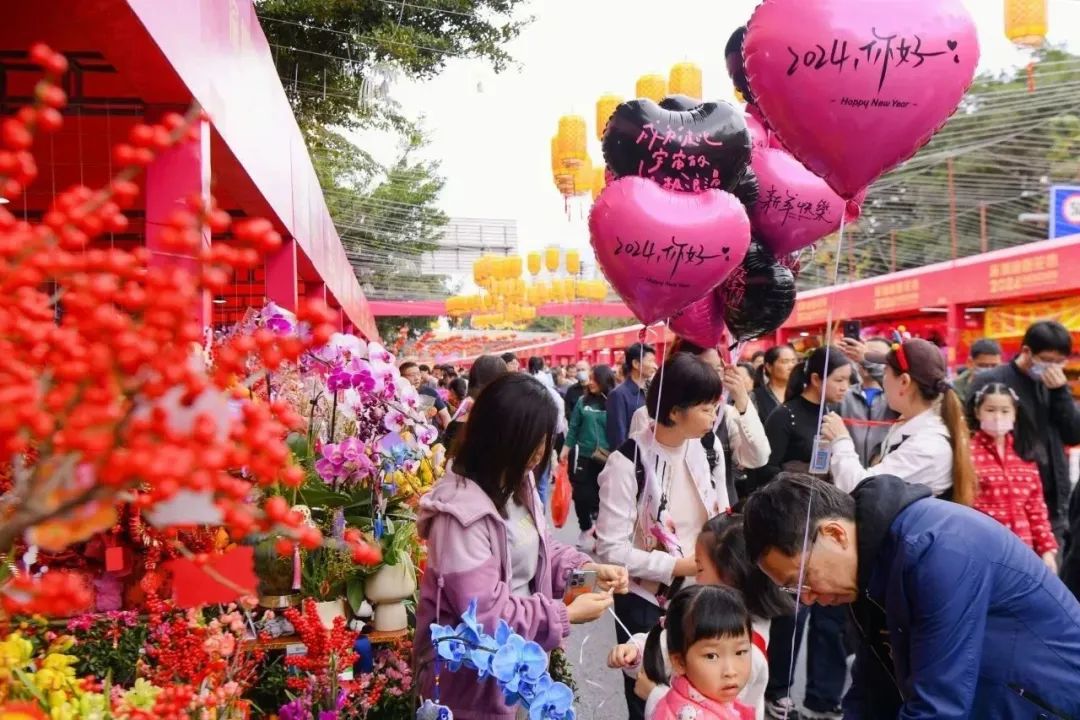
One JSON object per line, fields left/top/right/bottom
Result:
{"left": 566, "top": 249, "right": 581, "bottom": 276}
{"left": 636, "top": 74, "right": 667, "bottom": 102}
{"left": 556, "top": 115, "right": 588, "bottom": 167}
{"left": 1005, "top": 0, "right": 1047, "bottom": 48}
{"left": 544, "top": 247, "right": 560, "bottom": 273}
{"left": 573, "top": 155, "right": 593, "bottom": 196}
{"left": 669, "top": 62, "right": 703, "bottom": 99}
{"left": 591, "top": 166, "right": 606, "bottom": 201}
{"left": 527, "top": 251, "right": 542, "bottom": 276}
{"left": 596, "top": 93, "right": 623, "bottom": 140}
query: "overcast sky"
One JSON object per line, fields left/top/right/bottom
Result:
{"left": 364, "top": 0, "right": 1080, "bottom": 278}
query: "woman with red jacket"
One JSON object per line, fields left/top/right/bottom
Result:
{"left": 968, "top": 382, "right": 1059, "bottom": 570}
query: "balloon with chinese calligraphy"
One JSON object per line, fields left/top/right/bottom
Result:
{"left": 725, "top": 26, "right": 755, "bottom": 104}
{"left": 589, "top": 177, "right": 751, "bottom": 325}
{"left": 743, "top": 0, "right": 979, "bottom": 199}
{"left": 659, "top": 94, "right": 700, "bottom": 112}
{"left": 601, "top": 99, "right": 752, "bottom": 194}
{"left": 750, "top": 147, "right": 865, "bottom": 256}
{"left": 721, "top": 241, "right": 797, "bottom": 341}
{"left": 669, "top": 290, "right": 728, "bottom": 350}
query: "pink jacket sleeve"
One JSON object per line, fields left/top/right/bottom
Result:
{"left": 427, "top": 512, "right": 572, "bottom": 651}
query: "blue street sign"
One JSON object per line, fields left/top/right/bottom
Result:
{"left": 1050, "top": 185, "right": 1080, "bottom": 239}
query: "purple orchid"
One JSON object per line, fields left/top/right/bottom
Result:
{"left": 314, "top": 437, "right": 375, "bottom": 486}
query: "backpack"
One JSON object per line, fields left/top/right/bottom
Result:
{"left": 619, "top": 434, "right": 720, "bottom": 501}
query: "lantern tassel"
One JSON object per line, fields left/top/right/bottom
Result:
{"left": 291, "top": 544, "right": 301, "bottom": 591}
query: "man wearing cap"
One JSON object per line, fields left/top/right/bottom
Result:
{"left": 821, "top": 338, "right": 976, "bottom": 502}
{"left": 743, "top": 473, "right": 1080, "bottom": 719}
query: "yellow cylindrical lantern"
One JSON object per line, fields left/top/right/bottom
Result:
{"left": 527, "top": 251, "right": 542, "bottom": 276}
{"left": 564, "top": 278, "right": 577, "bottom": 301}
{"left": 544, "top": 247, "right": 560, "bottom": 273}
{"left": 596, "top": 93, "right": 623, "bottom": 140}
{"left": 591, "top": 166, "right": 606, "bottom": 201}
{"left": 669, "top": 62, "right": 703, "bottom": 100}
{"left": 556, "top": 115, "right": 588, "bottom": 167}
{"left": 636, "top": 74, "right": 667, "bottom": 102}
{"left": 506, "top": 255, "right": 523, "bottom": 280}
{"left": 574, "top": 155, "right": 593, "bottom": 196}
{"left": 550, "top": 136, "right": 564, "bottom": 174}
{"left": 566, "top": 249, "right": 581, "bottom": 276}
{"left": 472, "top": 256, "right": 490, "bottom": 285}
{"left": 1005, "top": 0, "right": 1047, "bottom": 48}
{"left": 537, "top": 283, "right": 551, "bottom": 304}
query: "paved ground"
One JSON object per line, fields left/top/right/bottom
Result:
{"left": 552, "top": 505, "right": 812, "bottom": 720}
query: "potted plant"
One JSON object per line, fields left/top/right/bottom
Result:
{"left": 363, "top": 520, "right": 418, "bottom": 632}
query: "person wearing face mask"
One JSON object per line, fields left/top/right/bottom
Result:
{"left": 563, "top": 359, "right": 591, "bottom": 426}
{"left": 968, "top": 321, "right": 1080, "bottom": 599}
{"left": 560, "top": 364, "right": 617, "bottom": 550}
{"left": 952, "top": 338, "right": 1003, "bottom": 402}
{"left": 968, "top": 383, "right": 1058, "bottom": 572}
{"left": 839, "top": 337, "right": 901, "bottom": 467}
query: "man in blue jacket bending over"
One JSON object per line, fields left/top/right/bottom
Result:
{"left": 743, "top": 473, "right": 1080, "bottom": 719}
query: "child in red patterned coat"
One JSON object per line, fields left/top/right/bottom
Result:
{"left": 969, "top": 382, "right": 1059, "bottom": 571}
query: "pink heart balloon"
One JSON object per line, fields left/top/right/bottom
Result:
{"left": 744, "top": 0, "right": 979, "bottom": 199}
{"left": 745, "top": 112, "right": 770, "bottom": 153}
{"left": 751, "top": 148, "right": 867, "bottom": 256}
{"left": 589, "top": 177, "right": 751, "bottom": 325}
{"left": 669, "top": 290, "right": 728, "bottom": 350}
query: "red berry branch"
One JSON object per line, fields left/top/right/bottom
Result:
{"left": 0, "top": 45, "right": 380, "bottom": 616}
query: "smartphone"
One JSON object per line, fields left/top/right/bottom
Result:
{"left": 842, "top": 320, "right": 862, "bottom": 342}
{"left": 564, "top": 569, "right": 598, "bottom": 604}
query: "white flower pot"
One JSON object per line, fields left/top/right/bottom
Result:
{"left": 365, "top": 561, "right": 416, "bottom": 633}
{"left": 314, "top": 599, "right": 347, "bottom": 630}
{"left": 372, "top": 602, "right": 409, "bottom": 632}
{"left": 364, "top": 562, "right": 417, "bottom": 603}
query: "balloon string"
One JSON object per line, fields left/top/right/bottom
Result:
{"left": 813, "top": 213, "right": 847, "bottom": 440}
{"left": 782, "top": 211, "right": 847, "bottom": 719}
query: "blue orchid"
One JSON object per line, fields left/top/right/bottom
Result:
{"left": 528, "top": 675, "right": 576, "bottom": 720}
{"left": 491, "top": 635, "right": 548, "bottom": 698}
{"left": 432, "top": 600, "right": 576, "bottom": 719}
{"left": 430, "top": 623, "right": 468, "bottom": 671}
{"left": 460, "top": 599, "right": 484, "bottom": 639}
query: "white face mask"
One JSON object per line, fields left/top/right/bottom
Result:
{"left": 577, "top": 371, "right": 589, "bottom": 383}
{"left": 980, "top": 417, "right": 1014, "bottom": 437}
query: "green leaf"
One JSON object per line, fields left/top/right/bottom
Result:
{"left": 346, "top": 576, "right": 366, "bottom": 613}
{"left": 297, "top": 483, "right": 351, "bottom": 509}
{"left": 286, "top": 432, "right": 312, "bottom": 460}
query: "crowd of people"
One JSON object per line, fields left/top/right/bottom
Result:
{"left": 409, "top": 321, "right": 1080, "bottom": 720}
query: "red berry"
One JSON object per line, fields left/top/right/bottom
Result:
{"left": 264, "top": 495, "right": 288, "bottom": 522}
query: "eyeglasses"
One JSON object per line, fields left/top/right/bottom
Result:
{"left": 778, "top": 536, "right": 817, "bottom": 597}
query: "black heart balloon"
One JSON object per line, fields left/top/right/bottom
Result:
{"left": 725, "top": 26, "right": 755, "bottom": 104}
{"left": 721, "top": 241, "right": 796, "bottom": 341}
{"left": 602, "top": 99, "right": 752, "bottom": 194}
{"left": 659, "top": 94, "right": 701, "bottom": 112}
{"left": 731, "top": 167, "right": 759, "bottom": 210}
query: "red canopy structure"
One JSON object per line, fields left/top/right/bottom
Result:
{"left": 1, "top": 0, "right": 376, "bottom": 338}
{"left": 444, "top": 235, "right": 1080, "bottom": 366}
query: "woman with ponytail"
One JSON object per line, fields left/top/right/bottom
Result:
{"left": 821, "top": 337, "right": 977, "bottom": 504}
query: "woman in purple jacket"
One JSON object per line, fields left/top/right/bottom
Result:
{"left": 416, "top": 372, "right": 629, "bottom": 719}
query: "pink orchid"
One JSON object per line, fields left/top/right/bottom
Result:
{"left": 384, "top": 409, "right": 407, "bottom": 433}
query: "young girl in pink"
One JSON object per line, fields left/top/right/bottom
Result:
{"left": 648, "top": 585, "right": 756, "bottom": 720}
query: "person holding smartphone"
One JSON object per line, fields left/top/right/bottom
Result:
{"left": 416, "top": 373, "right": 629, "bottom": 719}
